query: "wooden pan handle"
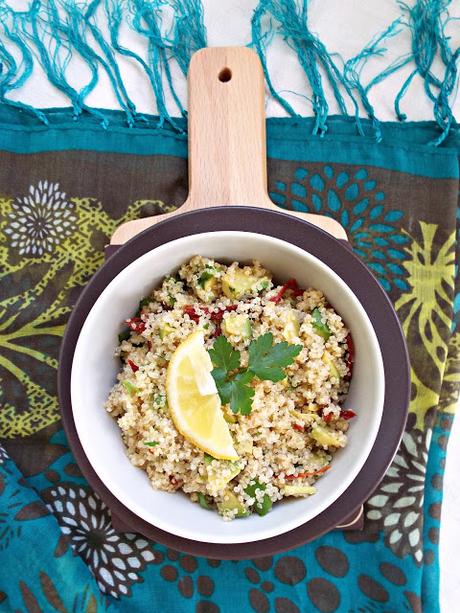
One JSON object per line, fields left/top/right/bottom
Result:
{"left": 111, "top": 47, "right": 346, "bottom": 244}
{"left": 186, "top": 47, "right": 270, "bottom": 209}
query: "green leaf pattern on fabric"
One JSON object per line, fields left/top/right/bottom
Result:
{"left": 0, "top": 183, "right": 172, "bottom": 438}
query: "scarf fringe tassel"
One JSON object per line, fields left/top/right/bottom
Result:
{"left": 0, "top": 0, "right": 457, "bottom": 144}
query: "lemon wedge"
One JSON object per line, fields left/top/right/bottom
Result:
{"left": 166, "top": 331, "right": 239, "bottom": 460}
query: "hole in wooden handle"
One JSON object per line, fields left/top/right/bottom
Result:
{"left": 218, "top": 67, "right": 232, "bottom": 82}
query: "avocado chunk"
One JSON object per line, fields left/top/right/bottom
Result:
{"left": 222, "top": 313, "right": 252, "bottom": 338}
{"left": 198, "top": 269, "right": 218, "bottom": 293}
{"left": 311, "top": 425, "right": 344, "bottom": 448}
{"left": 322, "top": 350, "right": 341, "bottom": 380}
{"left": 217, "top": 490, "right": 249, "bottom": 517}
{"left": 281, "top": 311, "right": 300, "bottom": 342}
{"left": 311, "top": 308, "right": 331, "bottom": 340}
{"left": 121, "top": 380, "right": 138, "bottom": 395}
{"left": 195, "top": 268, "right": 219, "bottom": 302}
{"left": 283, "top": 484, "right": 317, "bottom": 497}
{"left": 222, "top": 267, "right": 270, "bottom": 299}
{"left": 236, "top": 438, "right": 253, "bottom": 454}
{"left": 159, "top": 322, "right": 174, "bottom": 339}
{"left": 206, "top": 460, "right": 242, "bottom": 493}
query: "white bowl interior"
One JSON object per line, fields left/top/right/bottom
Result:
{"left": 71, "top": 231, "right": 384, "bottom": 544}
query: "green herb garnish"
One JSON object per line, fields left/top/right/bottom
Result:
{"left": 118, "top": 329, "right": 130, "bottom": 343}
{"left": 153, "top": 393, "right": 165, "bottom": 407}
{"left": 248, "top": 333, "right": 303, "bottom": 382}
{"left": 197, "top": 492, "right": 211, "bottom": 510}
{"left": 135, "top": 297, "right": 151, "bottom": 316}
{"left": 244, "top": 480, "right": 273, "bottom": 516}
{"left": 144, "top": 441, "right": 159, "bottom": 447}
{"left": 122, "top": 380, "right": 139, "bottom": 395}
{"left": 209, "top": 333, "right": 301, "bottom": 415}
{"left": 212, "top": 368, "right": 255, "bottom": 416}
{"left": 209, "top": 335, "right": 241, "bottom": 372}
{"left": 258, "top": 279, "right": 269, "bottom": 291}
{"left": 204, "top": 453, "right": 215, "bottom": 465}
{"left": 311, "top": 308, "right": 331, "bottom": 340}
{"left": 198, "top": 270, "right": 215, "bottom": 288}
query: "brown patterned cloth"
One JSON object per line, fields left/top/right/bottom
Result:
{"left": 0, "top": 111, "right": 458, "bottom": 612}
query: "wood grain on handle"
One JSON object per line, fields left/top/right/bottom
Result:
{"left": 111, "top": 47, "right": 347, "bottom": 244}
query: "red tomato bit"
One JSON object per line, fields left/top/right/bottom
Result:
{"left": 292, "top": 423, "right": 305, "bottom": 432}
{"left": 345, "top": 333, "right": 354, "bottom": 378}
{"left": 340, "top": 409, "right": 357, "bottom": 420}
{"left": 284, "top": 465, "right": 331, "bottom": 480}
{"left": 208, "top": 304, "right": 238, "bottom": 323}
{"left": 125, "top": 317, "right": 146, "bottom": 334}
{"left": 322, "top": 412, "right": 334, "bottom": 423}
{"left": 183, "top": 306, "right": 200, "bottom": 323}
{"left": 269, "top": 278, "right": 304, "bottom": 304}
{"left": 169, "top": 476, "right": 183, "bottom": 489}
{"left": 183, "top": 304, "right": 238, "bottom": 335}
{"left": 127, "top": 359, "right": 139, "bottom": 373}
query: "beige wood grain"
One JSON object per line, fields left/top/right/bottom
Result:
{"left": 111, "top": 47, "right": 347, "bottom": 245}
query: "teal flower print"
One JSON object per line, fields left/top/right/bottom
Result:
{"left": 270, "top": 166, "right": 410, "bottom": 293}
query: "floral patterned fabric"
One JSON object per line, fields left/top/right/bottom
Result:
{"left": 0, "top": 109, "right": 458, "bottom": 612}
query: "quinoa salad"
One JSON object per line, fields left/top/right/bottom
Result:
{"left": 105, "top": 256, "right": 355, "bottom": 521}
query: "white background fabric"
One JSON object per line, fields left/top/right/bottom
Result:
{"left": 5, "top": 1, "right": 460, "bottom": 610}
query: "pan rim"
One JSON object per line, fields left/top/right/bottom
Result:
{"left": 58, "top": 205, "right": 410, "bottom": 559}
{"left": 70, "top": 229, "right": 385, "bottom": 544}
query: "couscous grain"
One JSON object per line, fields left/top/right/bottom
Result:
{"left": 105, "top": 256, "right": 354, "bottom": 520}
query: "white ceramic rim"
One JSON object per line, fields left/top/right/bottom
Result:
{"left": 71, "top": 231, "right": 385, "bottom": 544}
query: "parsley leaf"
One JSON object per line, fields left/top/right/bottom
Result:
{"left": 211, "top": 372, "right": 254, "bottom": 415}
{"left": 118, "top": 329, "right": 130, "bottom": 343}
{"left": 227, "top": 371, "right": 255, "bottom": 415}
{"left": 136, "top": 297, "right": 151, "bottom": 316}
{"left": 248, "top": 333, "right": 302, "bottom": 382}
{"left": 144, "top": 441, "right": 159, "bottom": 447}
{"left": 211, "top": 367, "right": 232, "bottom": 404}
{"left": 209, "top": 333, "right": 301, "bottom": 415}
{"left": 208, "top": 335, "right": 240, "bottom": 372}
{"left": 212, "top": 368, "right": 254, "bottom": 415}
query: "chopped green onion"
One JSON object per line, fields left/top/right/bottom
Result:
{"left": 144, "top": 441, "right": 159, "bottom": 447}
{"left": 154, "top": 393, "right": 165, "bottom": 407}
{"left": 198, "top": 492, "right": 211, "bottom": 510}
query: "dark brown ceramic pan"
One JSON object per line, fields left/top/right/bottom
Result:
{"left": 58, "top": 48, "right": 410, "bottom": 559}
